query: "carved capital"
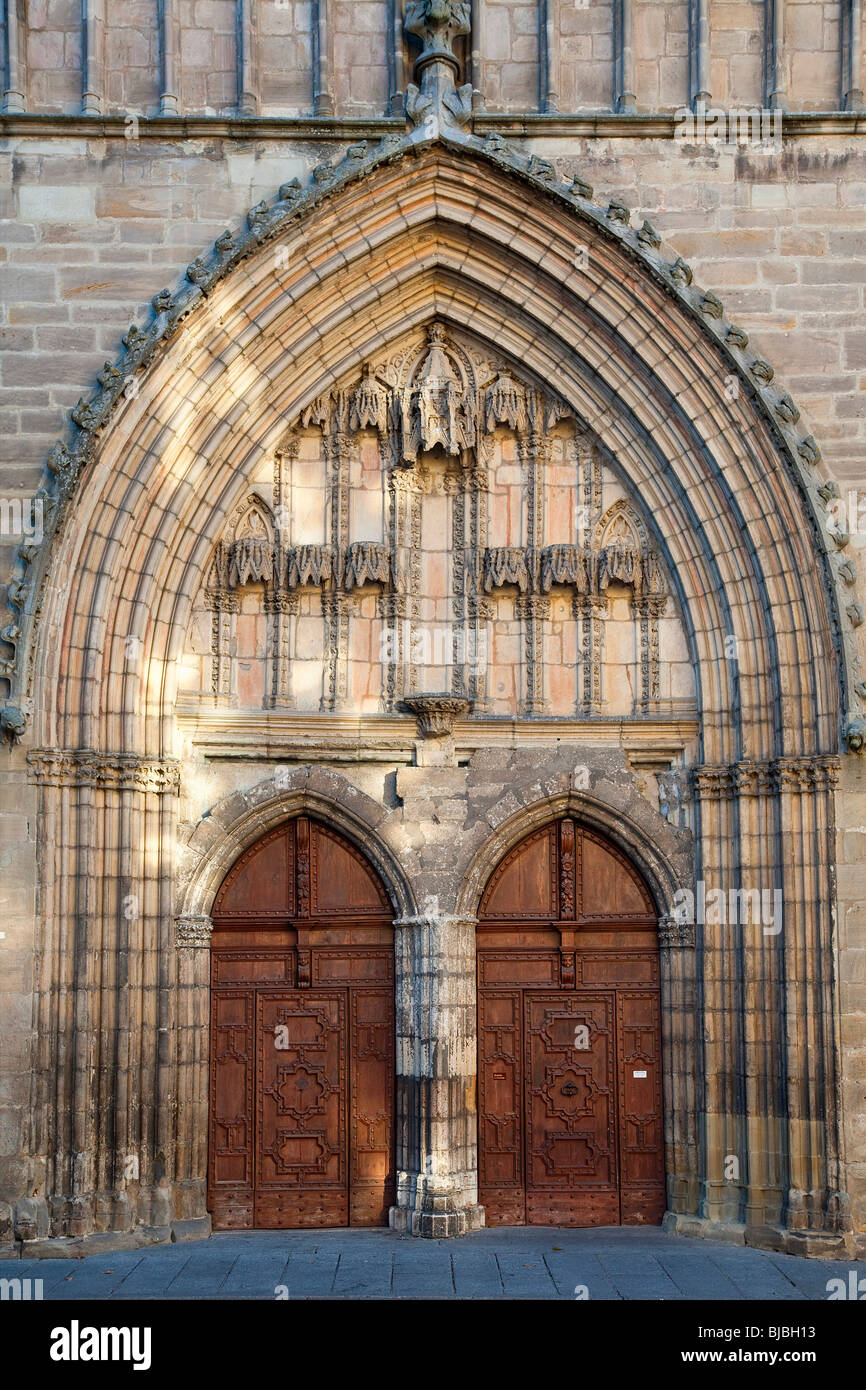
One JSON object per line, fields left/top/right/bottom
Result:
{"left": 264, "top": 590, "right": 299, "bottom": 616}
{"left": 27, "top": 749, "right": 181, "bottom": 794}
{"left": 174, "top": 915, "right": 213, "bottom": 948}
{"left": 514, "top": 595, "right": 551, "bottom": 621}
{"left": 658, "top": 914, "right": 696, "bottom": 948}
{"left": 693, "top": 756, "right": 842, "bottom": 797}
{"left": 393, "top": 913, "right": 478, "bottom": 931}
{"left": 402, "top": 693, "right": 472, "bottom": 737}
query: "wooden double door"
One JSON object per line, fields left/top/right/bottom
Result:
{"left": 208, "top": 817, "right": 395, "bottom": 1229}
{"left": 477, "top": 818, "right": 666, "bottom": 1227}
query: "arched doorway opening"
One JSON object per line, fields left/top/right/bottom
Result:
{"left": 477, "top": 817, "right": 665, "bottom": 1228}
{"left": 208, "top": 815, "right": 395, "bottom": 1229}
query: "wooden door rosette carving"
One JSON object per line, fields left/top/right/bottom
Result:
{"left": 208, "top": 816, "right": 395, "bottom": 1228}
{"left": 477, "top": 817, "right": 665, "bottom": 1227}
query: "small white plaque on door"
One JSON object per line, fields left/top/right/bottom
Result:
{"left": 633, "top": 1070, "right": 647, "bottom": 1078}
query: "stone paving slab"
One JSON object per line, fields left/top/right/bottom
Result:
{"left": 8, "top": 1226, "right": 862, "bottom": 1301}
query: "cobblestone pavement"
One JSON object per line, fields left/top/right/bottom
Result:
{"left": 6, "top": 1226, "right": 861, "bottom": 1300}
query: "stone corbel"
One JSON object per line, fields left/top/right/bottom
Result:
{"left": 845, "top": 718, "right": 866, "bottom": 753}
{"left": 403, "top": 693, "right": 471, "bottom": 766}
{"left": 403, "top": 693, "right": 471, "bottom": 738}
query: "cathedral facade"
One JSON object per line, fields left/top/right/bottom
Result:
{"left": 1, "top": 1, "right": 865, "bottom": 1257}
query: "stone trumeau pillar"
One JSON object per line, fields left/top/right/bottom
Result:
{"left": 390, "top": 912, "right": 484, "bottom": 1236}
{"left": 391, "top": 694, "right": 484, "bottom": 1236}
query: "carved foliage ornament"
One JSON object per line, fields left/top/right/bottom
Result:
{"left": 402, "top": 694, "right": 472, "bottom": 737}
{"left": 27, "top": 749, "right": 181, "bottom": 794}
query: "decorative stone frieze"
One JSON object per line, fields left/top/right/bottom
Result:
{"left": 692, "top": 756, "right": 841, "bottom": 798}
{"left": 26, "top": 749, "right": 181, "bottom": 793}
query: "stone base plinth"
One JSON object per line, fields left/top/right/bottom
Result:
{"left": 389, "top": 1199, "right": 485, "bottom": 1238}
{"left": 0, "top": 1215, "right": 212, "bottom": 1260}
{"left": 663, "top": 1211, "right": 857, "bottom": 1259}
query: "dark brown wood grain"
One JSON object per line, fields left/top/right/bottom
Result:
{"left": 478, "top": 818, "right": 664, "bottom": 1227}
{"left": 208, "top": 817, "right": 394, "bottom": 1229}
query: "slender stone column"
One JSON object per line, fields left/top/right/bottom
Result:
{"left": 158, "top": 0, "right": 180, "bottom": 115}
{"left": 312, "top": 0, "right": 335, "bottom": 116}
{"left": 388, "top": 0, "right": 405, "bottom": 114}
{"left": 174, "top": 915, "right": 213, "bottom": 1233}
{"left": 635, "top": 594, "right": 666, "bottom": 712}
{"left": 470, "top": 0, "right": 485, "bottom": 109}
{"left": 208, "top": 589, "right": 237, "bottom": 705}
{"left": 265, "top": 591, "right": 298, "bottom": 708}
{"left": 390, "top": 914, "right": 485, "bottom": 1237}
{"left": 844, "top": 0, "right": 864, "bottom": 110}
{"left": 575, "top": 593, "right": 606, "bottom": 712}
{"left": 689, "top": 0, "right": 711, "bottom": 111}
{"left": 614, "top": 0, "right": 637, "bottom": 113}
{"left": 539, "top": 0, "right": 559, "bottom": 112}
{"left": 658, "top": 915, "right": 699, "bottom": 1218}
{"left": 766, "top": 0, "right": 787, "bottom": 110}
{"left": 516, "top": 594, "right": 549, "bottom": 714}
{"left": 23, "top": 752, "right": 185, "bottom": 1245}
{"left": 691, "top": 766, "right": 740, "bottom": 1225}
{"left": 81, "top": 0, "right": 105, "bottom": 116}
{"left": 322, "top": 590, "right": 354, "bottom": 712}
{"left": 774, "top": 759, "right": 850, "bottom": 1252}
{"left": 236, "top": 0, "right": 259, "bottom": 115}
{"left": 1, "top": 0, "right": 26, "bottom": 113}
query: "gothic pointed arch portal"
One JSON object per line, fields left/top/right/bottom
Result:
{"left": 9, "top": 128, "right": 859, "bottom": 1253}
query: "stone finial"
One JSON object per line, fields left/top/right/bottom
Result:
{"left": 403, "top": 694, "right": 472, "bottom": 738}
{"left": 405, "top": 1, "right": 471, "bottom": 75}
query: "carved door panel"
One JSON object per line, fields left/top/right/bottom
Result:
{"left": 256, "top": 992, "right": 346, "bottom": 1228}
{"left": 209, "top": 990, "right": 255, "bottom": 1229}
{"left": 477, "top": 817, "right": 664, "bottom": 1228}
{"left": 617, "top": 990, "right": 666, "bottom": 1223}
{"left": 525, "top": 993, "right": 618, "bottom": 1226}
{"left": 350, "top": 987, "right": 395, "bottom": 1225}
{"left": 478, "top": 991, "right": 524, "bottom": 1224}
{"left": 208, "top": 816, "right": 395, "bottom": 1230}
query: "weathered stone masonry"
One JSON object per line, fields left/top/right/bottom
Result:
{"left": 1, "top": 2, "right": 865, "bottom": 1257}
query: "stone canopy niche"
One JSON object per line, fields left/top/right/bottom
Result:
{"left": 180, "top": 324, "right": 695, "bottom": 719}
